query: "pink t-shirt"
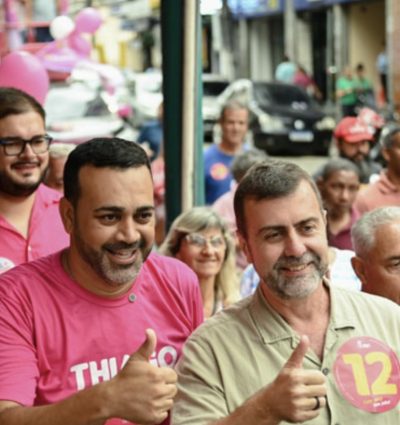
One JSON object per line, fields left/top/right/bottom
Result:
{"left": 0, "top": 184, "right": 69, "bottom": 273}
{"left": 212, "top": 185, "right": 248, "bottom": 270}
{"left": 354, "top": 170, "right": 400, "bottom": 214}
{"left": 212, "top": 187, "right": 236, "bottom": 234}
{"left": 0, "top": 251, "right": 203, "bottom": 424}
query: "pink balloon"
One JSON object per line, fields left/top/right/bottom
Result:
{"left": 0, "top": 51, "right": 49, "bottom": 104}
{"left": 74, "top": 8, "right": 102, "bottom": 34}
{"left": 68, "top": 32, "right": 91, "bottom": 57}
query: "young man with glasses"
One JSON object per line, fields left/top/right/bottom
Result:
{"left": 0, "top": 87, "right": 68, "bottom": 273}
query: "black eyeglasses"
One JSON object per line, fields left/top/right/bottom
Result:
{"left": 0, "top": 134, "right": 53, "bottom": 156}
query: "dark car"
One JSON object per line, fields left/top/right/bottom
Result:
{"left": 217, "top": 79, "right": 335, "bottom": 155}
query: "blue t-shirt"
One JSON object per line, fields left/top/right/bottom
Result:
{"left": 137, "top": 120, "right": 162, "bottom": 161}
{"left": 204, "top": 144, "right": 235, "bottom": 205}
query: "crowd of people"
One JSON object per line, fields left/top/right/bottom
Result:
{"left": 0, "top": 86, "right": 399, "bottom": 425}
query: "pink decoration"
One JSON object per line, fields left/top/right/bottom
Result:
{"left": 0, "top": 51, "right": 49, "bottom": 104}
{"left": 74, "top": 8, "right": 103, "bottom": 34}
{"left": 68, "top": 32, "right": 91, "bottom": 57}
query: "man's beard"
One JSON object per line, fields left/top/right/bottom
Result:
{"left": 0, "top": 167, "right": 46, "bottom": 197}
{"left": 263, "top": 252, "right": 328, "bottom": 300}
{"left": 74, "top": 231, "right": 152, "bottom": 287}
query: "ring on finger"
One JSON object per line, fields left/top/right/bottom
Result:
{"left": 312, "top": 396, "right": 320, "bottom": 411}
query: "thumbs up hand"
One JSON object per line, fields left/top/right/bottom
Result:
{"left": 284, "top": 334, "right": 310, "bottom": 369}
{"left": 130, "top": 328, "right": 158, "bottom": 362}
{"left": 104, "top": 329, "right": 177, "bottom": 425}
{"left": 245, "top": 336, "right": 327, "bottom": 424}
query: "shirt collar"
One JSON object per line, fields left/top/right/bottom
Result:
{"left": 248, "top": 278, "right": 355, "bottom": 346}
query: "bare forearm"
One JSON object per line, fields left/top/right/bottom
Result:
{"left": 209, "top": 393, "right": 280, "bottom": 425}
{"left": 0, "top": 384, "right": 110, "bottom": 425}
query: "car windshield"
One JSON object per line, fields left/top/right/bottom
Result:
{"left": 203, "top": 81, "right": 229, "bottom": 96}
{"left": 253, "top": 83, "right": 311, "bottom": 108}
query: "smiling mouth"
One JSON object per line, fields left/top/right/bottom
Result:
{"left": 105, "top": 248, "right": 138, "bottom": 265}
{"left": 12, "top": 163, "right": 39, "bottom": 170}
{"left": 279, "top": 261, "right": 316, "bottom": 275}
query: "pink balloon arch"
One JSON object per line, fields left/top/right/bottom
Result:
{"left": 35, "top": 7, "right": 103, "bottom": 75}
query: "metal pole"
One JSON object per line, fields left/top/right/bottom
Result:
{"left": 161, "top": 0, "right": 184, "bottom": 229}
{"left": 181, "top": 0, "right": 197, "bottom": 211}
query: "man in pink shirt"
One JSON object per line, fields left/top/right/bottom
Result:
{"left": 0, "top": 138, "right": 203, "bottom": 425}
{"left": 212, "top": 148, "right": 268, "bottom": 270}
{"left": 355, "top": 125, "right": 400, "bottom": 214}
{"left": 0, "top": 88, "right": 68, "bottom": 273}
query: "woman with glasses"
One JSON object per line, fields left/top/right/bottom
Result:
{"left": 159, "top": 207, "right": 240, "bottom": 318}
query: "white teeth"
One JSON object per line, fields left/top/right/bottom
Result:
{"left": 112, "top": 250, "right": 133, "bottom": 258}
{"left": 285, "top": 264, "right": 307, "bottom": 271}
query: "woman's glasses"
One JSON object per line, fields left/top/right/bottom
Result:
{"left": 185, "top": 233, "right": 225, "bottom": 248}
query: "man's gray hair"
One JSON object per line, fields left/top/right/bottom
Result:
{"left": 231, "top": 148, "right": 268, "bottom": 182}
{"left": 49, "top": 143, "right": 76, "bottom": 159}
{"left": 380, "top": 124, "right": 400, "bottom": 149}
{"left": 219, "top": 99, "right": 249, "bottom": 121}
{"left": 352, "top": 206, "right": 400, "bottom": 257}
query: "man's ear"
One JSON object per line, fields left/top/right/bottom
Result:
{"left": 316, "top": 176, "right": 324, "bottom": 192}
{"left": 238, "top": 232, "right": 252, "bottom": 263}
{"left": 322, "top": 208, "right": 328, "bottom": 225}
{"left": 59, "top": 197, "right": 74, "bottom": 235}
{"left": 351, "top": 256, "right": 368, "bottom": 288}
{"left": 382, "top": 147, "right": 390, "bottom": 164}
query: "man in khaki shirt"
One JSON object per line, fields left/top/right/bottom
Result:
{"left": 172, "top": 160, "right": 400, "bottom": 425}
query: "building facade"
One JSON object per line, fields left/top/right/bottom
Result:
{"left": 206, "top": 0, "right": 389, "bottom": 107}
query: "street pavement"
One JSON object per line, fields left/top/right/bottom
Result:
{"left": 273, "top": 155, "right": 328, "bottom": 176}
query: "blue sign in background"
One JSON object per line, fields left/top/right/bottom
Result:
{"left": 294, "top": 0, "right": 367, "bottom": 11}
{"left": 228, "top": 0, "right": 284, "bottom": 17}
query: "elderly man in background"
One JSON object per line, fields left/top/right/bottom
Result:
{"left": 351, "top": 206, "right": 400, "bottom": 304}
{"left": 44, "top": 142, "right": 76, "bottom": 193}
